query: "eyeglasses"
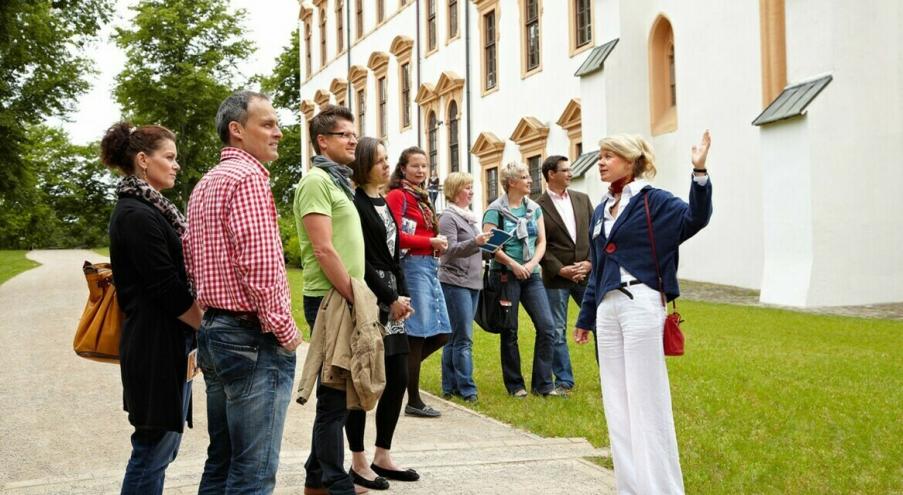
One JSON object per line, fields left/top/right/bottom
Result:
{"left": 519, "top": 175, "right": 530, "bottom": 180}
{"left": 325, "top": 131, "right": 358, "bottom": 141}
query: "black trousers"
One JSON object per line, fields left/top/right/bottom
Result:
{"left": 303, "top": 296, "right": 355, "bottom": 494}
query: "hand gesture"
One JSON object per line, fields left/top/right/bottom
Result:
{"left": 511, "top": 262, "right": 530, "bottom": 280}
{"left": 691, "top": 129, "right": 712, "bottom": 170}
{"left": 574, "top": 328, "right": 591, "bottom": 344}
{"left": 474, "top": 232, "right": 491, "bottom": 246}
{"left": 430, "top": 236, "right": 448, "bottom": 254}
{"left": 389, "top": 298, "right": 408, "bottom": 321}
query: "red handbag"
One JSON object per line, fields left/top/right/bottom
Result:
{"left": 644, "top": 194, "right": 685, "bottom": 356}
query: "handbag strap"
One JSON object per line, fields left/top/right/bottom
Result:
{"left": 643, "top": 193, "right": 670, "bottom": 309}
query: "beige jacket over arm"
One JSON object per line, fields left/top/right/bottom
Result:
{"left": 296, "top": 278, "right": 385, "bottom": 411}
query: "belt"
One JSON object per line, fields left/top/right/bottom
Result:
{"left": 206, "top": 307, "right": 259, "bottom": 323}
{"left": 617, "top": 280, "right": 642, "bottom": 300}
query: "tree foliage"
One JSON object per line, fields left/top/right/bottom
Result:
{"left": 0, "top": 126, "right": 115, "bottom": 249}
{"left": 113, "top": 0, "right": 254, "bottom": 206}
{"left": 259, "top": 28, "right": 302, "bottom": 216}
{"left": 0, "top": 0, "right": 113, "bottom": 198}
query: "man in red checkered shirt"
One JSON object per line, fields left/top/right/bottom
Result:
{"left": 184, "top": 91, "right": 300, "bottom": 494}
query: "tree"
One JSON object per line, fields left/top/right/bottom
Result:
{"left": 0, "top": 0, "right": 113, "bottom": 199}
{"left": 259, "top": 28, "right": 302, "bottom": 215}
{"left": 0, "top": 125, "right": 115, "bottom": 249}
{"left": 113, "top": 0, "right": 254, "bottom": 207}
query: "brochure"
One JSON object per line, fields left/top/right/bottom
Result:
{"left": 480, "top": 227, "right": 516, "bottom": 253}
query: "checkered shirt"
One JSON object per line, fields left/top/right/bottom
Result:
{"left": 183, "top": 147, "right": 299, "bottom": 345}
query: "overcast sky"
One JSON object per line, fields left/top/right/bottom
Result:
{"left": 57, "top": 0, "right": 299, "bottom": 144}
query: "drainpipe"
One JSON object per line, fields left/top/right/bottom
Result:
{"left": 415, "top": 0, "right": 422, "bottom": 148}
{"left": 464, "top": 0, "right": 472, "bottom": 174}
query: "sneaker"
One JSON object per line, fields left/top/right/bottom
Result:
{"left": 540, "top": 387, "right": 569, "bottom": 398}
{"left": 462, "top": 395, "right": 478, "bottom": 403}
{"left": 510, "top": 389, "right": 528, "bottom": 398}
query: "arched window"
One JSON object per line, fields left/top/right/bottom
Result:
{"left": 428, "top": 111, "right": 438, "bottom": 169}
{"left": 447, "top": 101, "right": 459, "bottom": 172}
{"left": 649, "top": 15, "right": 677, "bottom": 135}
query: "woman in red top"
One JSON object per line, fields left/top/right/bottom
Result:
{"left": 385, "top": 147, "right": 450, "bottom": 418}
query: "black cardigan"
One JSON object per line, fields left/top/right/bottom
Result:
{"left": 353, "top": 187, "right": 408, "bottom": 308}
{"left": 109, "top": 195, "right": 195, "bottom": 433}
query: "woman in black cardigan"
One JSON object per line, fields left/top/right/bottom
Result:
{"left": 345, "top": 137, "right": 419, "bottom": 490}
{"left": 101, "top": 122, "right": 203, "bottom": 495}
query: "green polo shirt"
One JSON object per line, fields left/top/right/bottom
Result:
{"left": 293, "top": 167, "right": 365, "bottom": 296}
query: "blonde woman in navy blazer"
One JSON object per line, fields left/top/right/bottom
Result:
{"left": 575, "top": 131, "right": 712, "bottom": 495}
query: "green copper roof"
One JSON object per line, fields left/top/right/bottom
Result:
{"left": 571, "top": 150, "right": 599, "bottom": 178}
{"left": 574, "top": 39, "right": 619, "bottom": 78}
{"left": 752, "top": 75, "right": 833, "bottom": 126}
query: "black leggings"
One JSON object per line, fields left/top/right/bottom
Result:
{"left": 406, "top": 334, "right": 449, "bottom": 408}
{"left": 346, "top": 352, "right": 409, "bottom": 452}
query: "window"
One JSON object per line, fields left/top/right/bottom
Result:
{"left": 304, "top": 22, "right": 312, "bottom": 77}
{"left": 528, "top": 155, "right": 542, "bottom": 200}
{"left": 575, "top": 141, "right": 582, "bottom": 159}
{"left": 448, "top": 0, "right": 458, "bottom": 40}
{"left": 377, "top": 77, "right": 387, "bottom": 138}
{"left": 377, "top": 0, "right": 385, "bottom": 23}
{"left": 356, "top": 0, "right": 363, "bottom": 39}
{"left": 401, "top": 63, "right": 411, "bottom": 128}
{"left": 307, "top": 119, "right": 315, "bottom": 160}
{"left": 427, "top": 0, "right": 437, "bottom": 53}
{"left": 524, "top": 0, "right": 540, "bottom": 72}
{"left": 428, "top": 111, "right": 438, "bottom": 168}
{"left": 649, "top": 15, "right": 677, "bottom": 135}
{"left": 357, "top": 88, "right": 366, "bottom": 135}
{"left": 447, "top": 100, "right": 459, "bottom": 172}
{"left": 319, "top": 8, "right": 327, "bottom": 67}
{"left": 575, "top": 0, "right": 591, "bottom": 48}
{"left": 483, "top": 11, "right": 497, "bottom": 91}
{"left": 336, "top": 1, "right": 344, "bottom": 53}
{"left": 486, "top": 168, "right": 499, "bottom": 203}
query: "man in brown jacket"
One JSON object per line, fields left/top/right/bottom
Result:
{"left": 538, "top": 155, "right": 594, "bottom": 393}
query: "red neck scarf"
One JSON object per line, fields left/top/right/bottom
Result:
{"left": 609, "top": 176, "right": 634, "bottom": 196}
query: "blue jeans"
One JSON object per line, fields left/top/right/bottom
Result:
{"left": 197, "top": 313, "right": 296, "bottom": 495}
{"left": 545, "top": 285, "right": 587, "bottom": 389}
{"left": 121, "top": 365, "right": 191, "bottom": 495}
{"left": 440, "top": 283, "right": 479, "bottom": 398}
{"left": 490, "top": 271, "right": 556, "bottom": 395}
{"left": 302, "top": 296, "right": 355, "bottom": 495}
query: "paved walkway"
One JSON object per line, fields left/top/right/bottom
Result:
{"left": 0, "top": 250, "right": 615, "bottom": 494}
{"left": 680, "top": 280, "right": 903, "bottom": 320}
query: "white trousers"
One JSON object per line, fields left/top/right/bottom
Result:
{"left": 595, "top": 284, "right": 684, "bottom": 495}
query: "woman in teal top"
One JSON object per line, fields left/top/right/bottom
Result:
{"left": 482, "top": 162, "right": 562, "bottom": 397}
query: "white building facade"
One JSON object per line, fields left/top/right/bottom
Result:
{"left": 298, "top": 0, "right": 903, "bottom": 308}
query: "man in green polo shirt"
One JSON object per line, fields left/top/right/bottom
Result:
{"left": 293, "top": 104, "right": 363, "bottom": 495}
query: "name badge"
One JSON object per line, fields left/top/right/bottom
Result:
{"left": 592, "top": 220, "right": 603, "bottom": 239}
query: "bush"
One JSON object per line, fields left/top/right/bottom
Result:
{"left": 279, "top": 215, "right": 303, "bottom": 268}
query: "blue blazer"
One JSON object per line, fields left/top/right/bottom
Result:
{"left": 575, "top": 178, "right": 712, "bottom": 331}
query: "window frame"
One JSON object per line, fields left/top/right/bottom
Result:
{"left": 447, "top": 100, "right": 459, "bottom": 172}
{"left": 319, "top": 7, "right": 327, "bottom": 68}
{"left": 520, "top": 0, "right": 542, "bottom": 77}
{"left": 426, "top": 0, "right": 438, "bottom": 55}
{"left": 568, "top": 0, "right": 594, "bottom": 57}
{"left": 377, "top": 76, "right": 388, "bottom": 138}
{"left": 336, "top": 1, "right": 344, "bottom": 54}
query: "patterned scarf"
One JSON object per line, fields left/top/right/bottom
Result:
{"left": 117, "top": 175, "right": 187, "bottom": 236}
{"left": 312, "top": 154, "right": 354, "bottom": 200}
{"left": 401, "top": 179, "right": 438, "bottom": 232}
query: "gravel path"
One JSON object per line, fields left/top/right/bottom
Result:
{"left": 0, "top": 250, "right": 615, "bottom": 494}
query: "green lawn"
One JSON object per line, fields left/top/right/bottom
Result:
{"left": 0, "top": 250, "right": 40, "bottom": 285}
{"left": 286, "top": 270, "right": 902, "bottom": 494}
{"left": 92, "top": 247, "right": 110, "bottom": 257}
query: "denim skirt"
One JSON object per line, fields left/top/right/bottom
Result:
{"left": 400, "top": 255, "right": 452, "bottom": 337}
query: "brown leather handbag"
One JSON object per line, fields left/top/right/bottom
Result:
{"left": 73, "top": 261, "right": 123, "bottom": 363}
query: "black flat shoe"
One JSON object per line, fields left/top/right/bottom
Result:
{"left": 404, "top": 403, "right": 441, "bottom": 417}
{"left": 370, "top": 463, "right": 420, "bottom": 482}
{"left": 349, "top": 468, "right": 389, "bottom": 490}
